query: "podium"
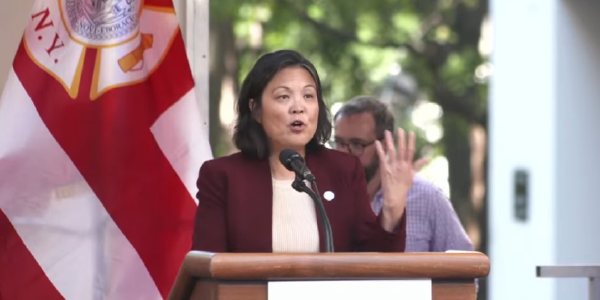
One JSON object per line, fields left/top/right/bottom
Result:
{"left": 168, "top": 251, "right": 490, "bottom": 300}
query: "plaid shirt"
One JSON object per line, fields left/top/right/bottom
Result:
{"left": 371, "top": 176, "right": 474, "bottom": 252}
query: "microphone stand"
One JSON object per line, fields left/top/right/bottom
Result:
{"left": 292, "top": 175, "right": 334, "bottom": 253}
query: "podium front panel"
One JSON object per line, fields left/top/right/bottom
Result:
{"left": 189, "top": 279, "right": 477, "bottom": 300}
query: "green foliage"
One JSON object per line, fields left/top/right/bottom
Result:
{"left": 212, "top": 0, "right": 488, "bottom": 136}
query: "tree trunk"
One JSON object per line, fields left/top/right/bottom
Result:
{"left": 209, "top": 18, "right": 238, "bottom": 157}
{"left": 471, "top": 124, "right": 488, "bottom": 300}
{"left": 442, "top": 113, "right": 472, "bottom": 227}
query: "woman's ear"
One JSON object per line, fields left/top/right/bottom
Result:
{"left": 249, "top": 99, "right": 262, "bottom": 123}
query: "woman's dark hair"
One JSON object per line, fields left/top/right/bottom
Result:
{"left": 232, "top": 49, "right": 332, "bottom": 159}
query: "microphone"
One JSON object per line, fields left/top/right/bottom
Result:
{"left": 278, "top": 149, "right": 316, "bottom": 182}
{"left": 278, "top": 149, "right": 334, "bottom": 253}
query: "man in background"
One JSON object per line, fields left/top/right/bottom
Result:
{"left": 333, "top": 95, "right": 474, "bottom": 252}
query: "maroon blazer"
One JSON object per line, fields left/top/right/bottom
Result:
{"left": 192, "top": 145, "right": 406, "bottom": 253}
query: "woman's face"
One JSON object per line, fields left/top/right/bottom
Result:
{"left": 253, "top": 66, "right": 320, "bottom": 154}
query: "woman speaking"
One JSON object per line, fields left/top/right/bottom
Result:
{"left": 192, "top": 50, "right": 424, "bottom": 253}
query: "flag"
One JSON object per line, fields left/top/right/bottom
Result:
{"left": 0, "top": 0, "right": 212, "bottom": 299}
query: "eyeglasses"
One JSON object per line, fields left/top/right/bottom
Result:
{"left": 330, "top": 138, "right": 380, "bottom": 156}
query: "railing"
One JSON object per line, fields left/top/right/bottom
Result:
{"left": 537, "top": 265, "right": 600, "bottom": 300}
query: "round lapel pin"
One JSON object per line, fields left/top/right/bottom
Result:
{"left": 323, "top": 191, "right": 335, "bottom": 201}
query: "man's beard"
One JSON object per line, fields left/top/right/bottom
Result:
{"left": 363, "top": 156, "right": 379, "bottom": 183}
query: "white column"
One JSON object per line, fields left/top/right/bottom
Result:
{"left": 489, "top": 0, "right": 559, "bottom": 299}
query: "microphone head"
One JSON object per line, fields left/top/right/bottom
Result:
{"left": 279, "top": 149, "right": 303, "bottom": 171}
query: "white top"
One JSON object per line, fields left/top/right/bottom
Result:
{"left": 271, "top": 178, "right": 320, "bottom": 253}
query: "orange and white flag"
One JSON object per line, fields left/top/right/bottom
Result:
{"left": 0, "top": 0, "right": 212, "bottom": 299}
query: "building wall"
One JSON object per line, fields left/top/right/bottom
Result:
{"left": 555, "top": 0, "right": 600, "bottom": 299}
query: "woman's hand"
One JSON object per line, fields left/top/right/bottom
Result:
{"left": 375, "top": 128, "right": 427, "bottom": 232}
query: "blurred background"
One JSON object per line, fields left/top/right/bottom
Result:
{"left": 1, "top": 0, "right": 600, "bottom": 299}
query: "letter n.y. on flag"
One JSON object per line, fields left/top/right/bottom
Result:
{"left": 0, "top": 0, "right": 212, "bottom": 299}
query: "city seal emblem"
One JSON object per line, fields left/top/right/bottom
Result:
{"left": 62, "top": 0, "right": 140, "bottom": 47}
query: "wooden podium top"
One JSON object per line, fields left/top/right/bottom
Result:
{"left": 181, "top": 251, "right": 489, "bottom": 280}
{"left": 169, "top": 251, "right": 490, "bottom": 300}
